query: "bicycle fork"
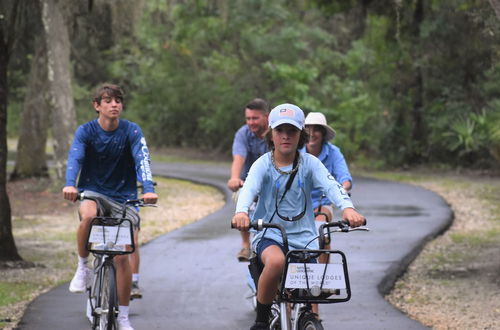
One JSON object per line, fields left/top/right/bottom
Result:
{"left": 280, "top": 302, "right": 291, "bottom": 330}
{"left": 270, "top": 302, "right": 307, "bottom": 330}
{"left": 88, "top": 256, "right": 110, "bottom": 325}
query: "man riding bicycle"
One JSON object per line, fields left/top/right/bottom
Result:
{"left": 228, "top": 98, "right": 270, "bottom": 262}
{"left": 63, "top": 83, "right": 158, "bottom": 330}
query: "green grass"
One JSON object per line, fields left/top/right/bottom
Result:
{"left": 450, "top": 229, "right": 500, "bottom": 246}
{"left": 0, "top": 282, "right": 39, "bottom": 306}
{"left": 151, "top": 152, "right": 228, "bottom": 165}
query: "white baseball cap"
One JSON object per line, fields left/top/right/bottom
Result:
{"left": 304, "top": 112, "right": 336, "bottom": 140}
{"left": 268, "top": 104, "right": 305, "bottom": 130}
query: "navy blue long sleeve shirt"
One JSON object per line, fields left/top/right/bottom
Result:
{"left": 65, "top": 119, "right": 155, "bottom": 203}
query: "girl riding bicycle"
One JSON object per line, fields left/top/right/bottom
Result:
{"left": 231, "top": 103, "right": 365, "bottom": 330}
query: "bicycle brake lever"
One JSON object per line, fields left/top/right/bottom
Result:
{"left": 349, "top": 227, "right": 370, "bottom": 232}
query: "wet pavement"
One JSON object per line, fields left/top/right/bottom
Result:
{"left": 18, "top": 161, "right": 452, "bottom": 329}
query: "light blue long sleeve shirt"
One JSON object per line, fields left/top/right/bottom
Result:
{"left": 236, "top": 152, "right": 353, "bottom": 250}
{"left": 300, "top": 142, "right": 352, "bottom": 209}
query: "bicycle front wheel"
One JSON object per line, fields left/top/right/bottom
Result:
{"left": 99, "top": 263, "right": 118, "bottom": 330}
{"left": 298, "top": 312, "right": 324, "bottom": 330}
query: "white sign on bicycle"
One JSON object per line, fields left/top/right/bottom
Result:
{"left": 284, "top": 263, "right": 346, "bottom": 289}
{"left": 88, "top": 225, "right": 132, "bottom": 246}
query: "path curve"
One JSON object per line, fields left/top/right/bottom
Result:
{"left": 18, "top": 161, "right": 452, "bottom": 329}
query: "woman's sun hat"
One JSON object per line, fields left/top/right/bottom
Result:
{"left": 304, "top": 112, "right": 336, "bottom": 140}
{"left": 268, "top": 104, "right": 305, "bottom": 130}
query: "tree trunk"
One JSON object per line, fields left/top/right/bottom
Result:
{"left": 0, "top": 5, "right": 22, "bottom": 262}
{"left": 489, "top": 0, "right": 500, "bottom": 19}
{"left": 41, "top": 0, "right": 76, "bottom": 181}
{"left": 409, "top": 0, "right": 425, "bottom": 163}
{"left": 10, "top": 36, "right": 50, "bottom": 180}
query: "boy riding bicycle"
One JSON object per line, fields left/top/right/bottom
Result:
{"left": 63, "top": 83, "right": 157, "bottom": 330}
{"left": 231, "top": 103, "right": 365, "bottom": 330}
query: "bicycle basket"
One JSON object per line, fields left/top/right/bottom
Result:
{"left": 280, "top": 249, "right": 351, "bottom": 303}
{"left": 86, "top": 217, "right": 135, "bottom": 255}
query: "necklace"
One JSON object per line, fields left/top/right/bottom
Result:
{"left": 271, "top": 150, "right": 300, "bottom": 175}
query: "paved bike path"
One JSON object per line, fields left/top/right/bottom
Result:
{"left": 19, "top": 161, "right": 452, "bottom": 329}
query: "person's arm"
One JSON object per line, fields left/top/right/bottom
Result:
{"left": 129, "top": 125, "right": 157, "bottom": 204}
{"left": 63, "top": 126, "right": 86, "bottom": 202}
{"left": 227, "top": 155, "right": 245, "bottom": 192}
{"left": 227, "top": 127, "right": 249, "bottom": 192}
{"left": 232, "top": 156, "right": 265, "bottom": 230}
{"left": 310, "top": 156, "right": 364, "bottom": 227}
{"left": 329, "top": 144, "right": 353, "bottom": 192}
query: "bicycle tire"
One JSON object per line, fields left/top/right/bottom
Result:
{"left": 298, "top": 312, "right": 324, "bottom": 330}
{"left": 100, "top": 263, "right": 118, "bottom": 330}
{"left": 90, "top": 262, "right": 100, "bottom": 329}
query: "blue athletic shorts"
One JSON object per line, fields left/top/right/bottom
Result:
{"left": 256, "top": 238, "right": 318, "bottom": 264}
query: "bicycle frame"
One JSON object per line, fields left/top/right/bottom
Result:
{"left": 86, "top": 217, "right": 134, "bottom": 330}
{"left": 79, "top": 193, "right": 146, "bottom": 330}
{"left": 87, "top": 254, "right": 117, "bottom": 330}
{"left": 247, "top": 219, "right": 367, "bottom": 330}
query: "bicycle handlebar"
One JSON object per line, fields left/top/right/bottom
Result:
{"left": 231, "top": 219, "right": 289, "bottom": 253}
{"left": 318, "top": 220, "right": 369, "bottom": 249}
{"left": 77, "top": 192, "right": 157, "bottom": 218}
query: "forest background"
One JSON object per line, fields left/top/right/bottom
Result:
{"left": 4, "top": 0, "right": 500, "bottom": 170}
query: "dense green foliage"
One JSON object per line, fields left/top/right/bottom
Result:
{"left": 7, "top": 0, "right": 500, "bottom": 168}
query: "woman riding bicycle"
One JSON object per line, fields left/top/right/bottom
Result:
{"left": 302, "top": 111, "right": 353, "bottom": 224}
{"left": 231, "top": 103, "right": 365, "bottom": 330}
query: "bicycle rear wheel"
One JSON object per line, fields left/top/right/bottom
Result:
{"left": 298, "top": 312, "right": 324, "bottom": 330}
{"left": 99, "top": 263, "right": 118, "bottom": 330}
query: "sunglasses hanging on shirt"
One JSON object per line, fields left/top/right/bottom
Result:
{"left": 274, "top": 178, "right": 307, "bottom": 222}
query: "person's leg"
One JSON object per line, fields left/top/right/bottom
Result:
{"left": 237, "top": 231, "right": 252, "bottom": 262}
{"left": 312, "top": 205, "right": 333, "bottom": 316}
{"left": 115, "top": 254, "right": 134, "bottom": 329}
{"left": 257, "top": 245, "right": 285, "bottom": 303}
{"left": 77, "top": 200, "right": 98, "bottom": 257}
{"left": 251, "top": 244, "right": 285, "bottom": 329}
{"left": 108, "top": 202, "right": 138, "bottom": 330}
{"left": 130, "top": 230, "right": 142, "bottom": 299}
{"left": 315, "top": 205, "right": 333, "bottom": 264}
{"left": 130, "top": 231, "right": 140, "bottom": 274}
{"left": 69, "top": 200, "right": 97, "bottom": 293}
{"left": 115, "top": 254, "right": 132, "bottom": 305}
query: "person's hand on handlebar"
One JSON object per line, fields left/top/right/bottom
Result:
{"left": 231, "top": 212, "right": 250, "bottom": 231}
{"left": 62, "top": 186, "right": 79, "bottom": 202}
{"left": 341, "top": 207, "right": 366, "bottom": 227}
{"left": 227, "top": 178, "right": 244, "bottom": 192}
{"left": 142, "top": 192, "right": 158, "bottom": 204}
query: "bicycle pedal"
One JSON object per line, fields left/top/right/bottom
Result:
{"left": 130, "top": 293, "right": 143, "bottom": 300}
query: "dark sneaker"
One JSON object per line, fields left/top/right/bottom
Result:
{"left": 237, "top": 248, "right": 252, "bottom": 262}
{"left": 250, "top": 321, "right": 268, "bottom": 330}
{"left": 130, "top": 281, "right": 142, "bottom": 300}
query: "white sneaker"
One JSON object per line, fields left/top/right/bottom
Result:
{"left": 69, "top": 265, "right": 91, "bottom": 293}
{"left": 117, "top": 318, "right": 134, "bottom": 330}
